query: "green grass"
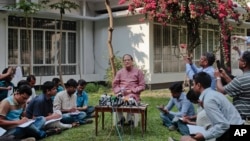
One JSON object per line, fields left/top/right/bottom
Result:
{"left": 41, "top": 89, "right": 182, "bottom": 141}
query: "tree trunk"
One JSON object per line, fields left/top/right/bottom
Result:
{"left": 26, "top": 17, "right": 32, "bottom": 75}
{"left": 105, "top": 0, "right": 116, "bottom": 78}
{"left": 59, "top": 13, "right": 65, "bottom": 88}
{"left": 186, "top": 18, "right": 200, "bottom": 58}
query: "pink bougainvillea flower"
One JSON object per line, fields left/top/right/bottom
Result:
{"left": 119, "top": 0, "right": 242, "bottom": 70}
{"left": 118, "top": 0, "right": 126, "bottom": 5}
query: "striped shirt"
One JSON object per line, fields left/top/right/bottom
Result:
{"left": 224, "top": 71, "right": 250, "bottom": 118}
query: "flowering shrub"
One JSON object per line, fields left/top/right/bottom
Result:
{"left": 119, "top": 0, "right": 244, "bottom": 71}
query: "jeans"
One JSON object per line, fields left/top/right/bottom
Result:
{"left": 160, "top": 113, "right": 190, "bottom": 135}
{"left": 5, "top": 116, "right": 46, "bottom": 139}
{"left": 84, "top": 106, "right": 95, "bottom": 118}
{"left": 61, "top": 112, "right": 87, "bottom": 124}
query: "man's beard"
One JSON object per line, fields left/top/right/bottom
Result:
{"left": 193, "top": 90, "right": 200, "bottom": 96}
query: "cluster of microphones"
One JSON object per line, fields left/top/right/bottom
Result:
{"left": 99, "top": 93, "right": 138, "bottom": 107}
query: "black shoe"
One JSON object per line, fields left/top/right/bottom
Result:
{"left": 84, "top": 119, "right": 93, "bottom": 124}
{"left": 45, "top": 127, "right": 62, "bottom": 136}
{"left": 117, "top": 116, "right": 125, "bottom": 126}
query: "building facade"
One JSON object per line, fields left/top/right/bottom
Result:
{"left": 0, "top": 0, "right": 248, "bottom": 88}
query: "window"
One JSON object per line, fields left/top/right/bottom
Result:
{"left": 153, "top": 23, "right": 222, "bottom": 73}
{"left": 153, "top": 24, "right": 186, "bottom": 73}
{"left": 231, "top": 27, "right": 245, "bottom": 69}
{"left": 8, "top": 16, "right": 77, "bottom": 76}
{"left": 193, "top": 24, "right": 219, "bottom": 65}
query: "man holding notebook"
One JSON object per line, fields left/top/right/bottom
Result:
{"left": 0, "top": 84, "right": 47, "bottom": 140}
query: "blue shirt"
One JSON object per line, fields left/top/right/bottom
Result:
{"left": 165, "top": 92, "right": 195, "bottom": 117}
{"left": 0, "top": 81, "right": 14, "bottom": 101}
{"left": 246, "top": 36, "right": 250, "bottom": 45}
{"left": 76, "top": 91, "right": 88, "bottom": 107}
{"left": 186, "top": 64, "right": 216, "bottom": 90}
{"left": 26, "top": 94, "right": 53, "bottom": 119}
{"left": 51, "top": 86, "right": 64, "bottom": 101}
{"left": 57, "top": 86, "right": 64, "bottom": 92}
{"left": 199, "top": 88, "right": 244, "bottom": 140}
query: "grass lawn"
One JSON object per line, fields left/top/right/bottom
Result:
{"left": 41, "top": 89, "right": 182, "bottom": 141}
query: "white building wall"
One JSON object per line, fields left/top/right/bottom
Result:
{"left": 94, "top": 15, "right": 150, "bottom": 81}
{"left": 94, "top": 14, "right": 188, "bottom": 84}
{"left": 0, "top": 13, "right": 8, "bottom": 71}
{"left": 81, "top": 20, "right": 101, "bottom": 81}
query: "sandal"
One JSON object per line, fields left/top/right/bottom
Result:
{"left": 72, "top": 122, "right": 80, "bottom": 127}
{"left": 45, "top": 127, "right": 62, "bottom": 136}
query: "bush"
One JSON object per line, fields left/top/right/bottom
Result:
{"left": 85, "top": 83, "right": 99, "bottom": 93}
{"left": 97, "top": 85, "right": 110, "bottom": 94}
{"left": 104, "top": 56, "right": 123, "bottom": 88}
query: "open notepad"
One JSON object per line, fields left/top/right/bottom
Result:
{"left": 187, "top": 124, "right": 207, "bottom": 135}
{"left": 17, "top": 117, "right": 62, "bottom": 128}
{"left": 18, "top": 120, "right": 35, "bottom": 128}
{"left": 0, "top": 127, "right": 6, "bottom": 136}
{"left": 45, "top": 117, "right": 62, "bottom": 125}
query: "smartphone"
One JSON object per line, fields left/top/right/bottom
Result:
{"left": 156, "top": 106, "right": 164, "bottom": 112}
{"left": 216, "top": 60, "right": 222, "bottom": 72}
{"left": 190, "top": 134, "right": 196, "bottom": 137}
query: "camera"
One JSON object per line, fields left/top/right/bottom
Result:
{"left": 216, "top": 60, "right": 222, "bottom": 72}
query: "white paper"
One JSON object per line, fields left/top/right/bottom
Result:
{"left": 187, "top": 124, "right": 207, "bottom": 135}
{"left": 0, "top": 127, "right": 6, "bottom": 136}
{"left": 18, "top": 120, "right": 35, "bottom": 128}
{"left": 7, "top": 87, "right": 13, "bottom": 97}
{"left": 69, "top": 111, "right": 80, "bottom": 116}
{"left": 45, "top": 117, "right": 62, "bottom": 125}
{"left": 11, "top": 66, "right": 23, "bottom": 86}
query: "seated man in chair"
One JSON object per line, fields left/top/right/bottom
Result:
{"left": 112, "top": 54, "right": 146, "bottom": 126}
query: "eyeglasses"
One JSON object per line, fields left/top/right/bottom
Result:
{"left": 238, "top": 58, "right": 245, "bottom": 62}
{"left": 20, "top": 94, "right": 29, "bottom": 100}
{"left": 123, "top": 59, "right": 132, "bottom": 62}
{"left": 199, "top": 57, "right": 207, "bottom": 62}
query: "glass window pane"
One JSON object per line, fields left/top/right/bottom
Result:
{"left": 22, "top": 66, "right": 30, "bottom": 76}
{"left": 45, "top": 31, "right": 58, "bottom": 64}
{"left": 208, "top": 31, "right": 214, "bottom": 52}
{"left": 20, "top": 29, "right": 30, "bottom": 64}
{"left": 162, "top": 26, "right": 171, "bottom": 72}
{"left": 33, "top": 30, "right": 43, "bottom": 64}
{"left": 68, "top": 33, "right": 76, "bottom": 63}
{"left": 34, "top": 66, "right": 55, "bottom": 76}
{"left": 202, "top": 30, "right": 207, "bottom": 52}
{"left": 8, "top": 29, "right": 18, "bottom": 64}
{"left": 57, "top": 66, "right": 76, "bottom": 75}
{"left": 61, "top": 33, "right": 66, "bottom": 64}
{"left": 153, "top": 24, "right": 162, "bottom": 73}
